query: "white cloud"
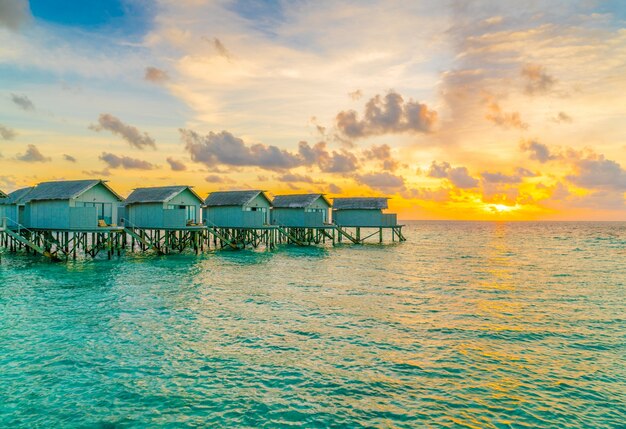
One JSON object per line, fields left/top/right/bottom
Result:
{"left": 0, "top": 0, "right": 30, "bottom": 31}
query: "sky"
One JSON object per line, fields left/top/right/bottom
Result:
{"left": 0, "top": 0, "right": 625, "bottom": 220}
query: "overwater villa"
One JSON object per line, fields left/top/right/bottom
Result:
{"left": 0, "top": 187, "right": 34, "bottom": 228}
{"left": 20, "top": 180, "right": 123, "bottom": 230}
{"left": 124, "top": 186, "right": 203, "bottom": 229}
{"left": 1, "top": 184, "right": 405, "bottom": 260}
{"left": 0, "top": 190, "right": 6, "bottom": 226}
{"left": 271, "top": 194, "right": 331, "bottom": 228}
{"left": 332, "top": 197, "right": 398, "bottom": 227}
{"left": 203, "top": 190, "right": 272, "bottom": 228}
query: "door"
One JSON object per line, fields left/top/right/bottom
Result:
{"left": 185, "top": 205, "right": 196, "bottom": 223}
{"left": 90, "top": 202, "right": 112, "bottom": 224}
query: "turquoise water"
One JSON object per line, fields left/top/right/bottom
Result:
{"left": 1, "top": 221, "right": 625, "bottom": 428}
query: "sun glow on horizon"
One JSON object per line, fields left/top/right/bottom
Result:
{"left": 485, "top": 203, "right": 519, "bottom": 214}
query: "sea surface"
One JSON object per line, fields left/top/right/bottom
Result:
{"left": 0, "top": 221, "right": 625, "bottom": 428}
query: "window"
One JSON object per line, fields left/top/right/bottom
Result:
{"left": 305, "top": 208, "right": 327, "bottom": 222}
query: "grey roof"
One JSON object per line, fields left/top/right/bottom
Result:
{"left": 0, "top": 189, "right": 6, "bottom": 199}
{"left": 125, "top": 186, "right": 202, "bottom": 205}
{"left": 24, "top": 180, "right": 123, "bottom": 202}
{"left": 332, "top": 197, "right": 389, "bottom": 210}
{"left": 204, "top": 190, "right": 272, "bottom": 207}
{"left": 272, "top": 193, "right": 330, "bottom": 208}
{"left": 1, "top": 187, "right": 34, "bottom": 205}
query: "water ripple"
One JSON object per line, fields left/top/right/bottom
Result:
{"left": 1, "top": 221, "right": 625, "bottom": 428}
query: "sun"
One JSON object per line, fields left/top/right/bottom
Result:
{"left": 484, "top": 203, "right": 518, "bottom": 214}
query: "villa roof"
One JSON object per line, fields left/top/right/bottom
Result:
{"left": 24, "top": 180, "right": 123, "bottom": 202}
{"left": 332, "top": 197, "right": 389, "bottom": 210}
{"left": 125, "top": 186, "right": 202, "bottom": 204}
{"left": 272, "top": 193, "right": 330, "bottom": 208}
{"left": 1, "top": 186, "right": 34, "bottom": 205}
{"left": 204, "top": 190, "right": 272, "bottom": 207}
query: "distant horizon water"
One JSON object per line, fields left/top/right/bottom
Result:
{"left": 399, "top": 219, "right": 626, "bottom": 222}
{"left": 1, "top": 221, "right": 624, "bottom": 428}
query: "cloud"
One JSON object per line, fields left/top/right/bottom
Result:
{"left": 0, "top": 124, "right": 17, "bottom": 140}
{"left": 99, "top": 152, "right": 155, "bottom": 170}
{"left": 348, "top": 90, "right": 362, "bottom": 100}
{"left": 426, "top": 161, "right": 450, "bottom": 178}
{"left": 319, "top": 150, "right": 358, "bottom": 173}
{"left": 61, "top": 81, "right": 82, "bottom": 93}
{"left": 309, "top": 116, "right": 327, "bottom": 136}
{"left": 522, "top": 64, "right": 556, "bottom": 95}
{"left": 363, "top": 144, "right": 399, "bottom": 171}
{"left": 520, "top": 140, "right": 558, "bottom": 163}
{"left": 516, "top": 167, "right": 536, "bottom": 177}
{"left": 483, "top": 16, "right": 503, "bottom": 25}
{"left": 552, "top": 112, "right": 573, "bottom": 123}
{"left": 0, "top": 0, "right": 30, "bottom": 31}
{"left": 566, "top": 155, "right": 626, "bottom": 191}
{"left": 181, "top": 129, "right": 358, "bottom": 174}
{"left": 328, "top": 183, "right": 342, "bottom": 194}
{"left": 336, "top": 91, "right": 437, "bottom": 138}
{"left": 82, "top": 169, "right": 111, "bottom": 177}
{"left": 144, "top": 66, "right": 169, "bottom": 83}
{"left": 0, "top": 175, "right": 17, "bottom": 190}
{"left": 166, "top": 157, "right": 187, "bottom": 171}
{"left": 435, "top": 5, "right": 623, "bottom": 152}
{"left": 182, "top": 129, "right": 303, "bottom": 171}
{"left": 549, "top": 182, "right": 571, "bottom": 201}
{"left": 546, "top": 182, "right": 624, "bottom": 210}
{"left": 90, "top": 114, "right": 156, "bottom": 150}
{"left": 297, "top": 141, "right": 359, "bottom": 173}
{"left": 355, "top": 172, "right": 405, "bottom": 192}
{"left": 11, "top": 94, "right": 35, "bottom": 111}
{"left": 485, "top": 100, "right": 528, "bottom": 129}
{"left": 277, "top": 173, "right": 314, "bottom": 183}
{"left": 403, "top": 187, "right": 451, "bottom": 202}
{"left": 448, "top": 167, "right": 479, "bottom": 189}
{"left": 63, "top": 154, "right": 77, "bottom": 162}
{"left": 571, "top": 191, "right": 625, "bottom": 210}
{"left": 427, "top": 161, "right": 478, "bottom": 189}
{"left": 481, "top": 171, "right": 522, "bottom": 184}
{"left": 212, "top": 38, "right": 232, "bottom": 59}
{"left": 205, "top": 174, "right": 225, "bottom": 183}
{"left": 16, "top": 145, "right": 51, "bottom": 162}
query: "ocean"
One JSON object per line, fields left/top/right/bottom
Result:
{"left": 1, "top": 221, "right": 624, "bottom": 428}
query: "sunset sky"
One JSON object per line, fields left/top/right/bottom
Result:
{"left": 1, "top": 0, "right": 625, "bottom": 220}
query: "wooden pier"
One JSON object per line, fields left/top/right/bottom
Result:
{"left": 0, "top": 218, "right": 125, "bottom": 261}
{"left": 275, "top": 226, "right": 336, "bottom": 246}
{"left": 335, "top": 225, "right": 406, "bottom": 244}
{"left": 1, "top": 217, "right": 405, "bottom": 261}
